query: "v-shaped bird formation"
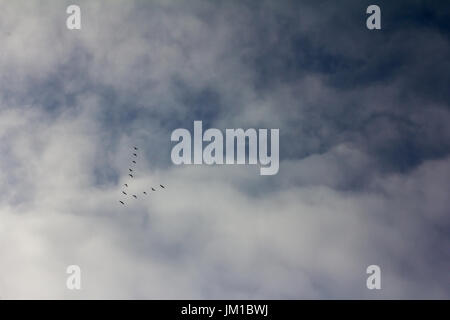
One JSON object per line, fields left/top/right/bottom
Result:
{"left": 119, "top": 146, "right": 166, "bottom": 206}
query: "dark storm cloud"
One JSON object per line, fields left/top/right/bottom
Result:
{"left": 225, "top": 0, "right": 450, "bottom": 174}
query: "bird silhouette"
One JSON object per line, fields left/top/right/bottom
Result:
{"left": 143, "top": 191, "right": 147, "bottom": 195}
{"left": 132, "top": 160, "right": 136, "bottom": 164}
{"left": 133, "top": 153, "right": 137, "bottom": 157}
{"left": 132, "top": 195, "right": 137, "bottom": 199}
{"left": 122, "top": 191, "right": 127, "bottom": 195}
{"left": 129, "top": 174, "right": 134, "bottom": 178}
{"left": 134, "top": 147, "right": 138, "bottom": 150}
{"left": 151, "top": 187, "right": 156, "bottom": 191}
{"left": 129, "top": 168, "right": 133, "bottom": 172}
{"left": 119, "top": 201, "right": 125, "bottom": 205}
{"left": 160, "top": 185, "right": 165, "bottom": 189}
{"left": 124, "top": 183, "right": 128, "bottom": 187}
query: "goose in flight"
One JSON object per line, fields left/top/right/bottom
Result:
{"left": 160, "top": 185, "right": 165, "bottom": 189}
{"left": 129, "top": 168, "right": 133, "bottom": 172}
{"left": 134, "top": 147, "right": 138, "bottom": 150}
{"left": 124, "top": 183, "right": 128, "bottom": 187}
{"left": 129, "top": 174, "right": 134, "bottom": 178}
{"left": 132, "top": 160, "right": 136, "bottom": 164}
{"left": 119, "top": 201, "right": 125, "bottom": 205}
{"left": 143, "top": 191, "right": 147, "bottom": 195}
{"left": 133, "top": 153, "right": 137, "bottom": 157}
{"left": 122, "top": 191, "right": 127, "bottom": 195}
{"left": 132, "top": 194, "right": 137, "bottom": 199}
{"left": 151, "top": 187, "right": 156, "bottom": 191}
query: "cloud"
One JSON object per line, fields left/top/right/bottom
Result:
{"left": 0, "top": 0, "right": 449, "bottom": 299}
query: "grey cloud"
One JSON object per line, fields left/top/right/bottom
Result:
{"left": 0, "top": 0, "right": 449, "bottom": 299}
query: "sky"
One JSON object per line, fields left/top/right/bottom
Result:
{"left": 0, "top": 0, "right": 449, "bottom": 299}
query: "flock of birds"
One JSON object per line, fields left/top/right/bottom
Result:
{"left": 119, "top": 146, "right": 165, "bottom": 206}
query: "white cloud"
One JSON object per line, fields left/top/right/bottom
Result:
{"left": 0, "top": 0, "right": 448, "bottom": 299}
